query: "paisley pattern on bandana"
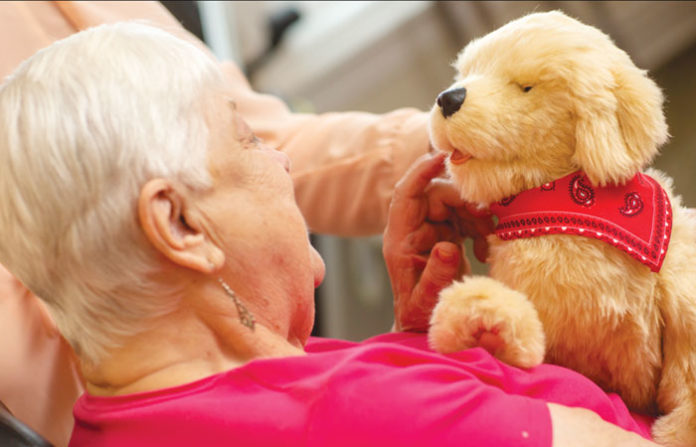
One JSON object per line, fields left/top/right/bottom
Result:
{"left": 620, "top": 192, "right": 644, "bottom": 217}
{"left": 569, "top": 174, "right": 595, "bottom": 207}
{"left": 490, "top": 171, "right": 672, "bottom": 272}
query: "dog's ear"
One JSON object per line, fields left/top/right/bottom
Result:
{"left": 573, "top": 61, "right": 668, "bottom": 186}
{"left": 613, "top": 65, "right": 669, "bottom": 170}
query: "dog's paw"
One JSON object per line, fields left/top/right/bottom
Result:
{"left": 428, "top": 276, "right": 545, "bottom": 368}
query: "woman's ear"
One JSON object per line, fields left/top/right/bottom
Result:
{"left": 138, "top": 179, "right": 224, "bottom": 273}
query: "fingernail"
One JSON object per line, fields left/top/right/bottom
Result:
{"left": 436, "top": 246, "right": 458, "bottom": 263}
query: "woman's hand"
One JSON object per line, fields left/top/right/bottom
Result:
{"left": 383, "top": 153, "right": 494, "bottom": 332}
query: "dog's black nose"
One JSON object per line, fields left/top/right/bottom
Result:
{"left": 437, "top": 87, "right": 467, "bottom": 118}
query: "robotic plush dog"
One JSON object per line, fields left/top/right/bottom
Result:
{"left": 428, "top": 11, "right": 696, "bottom": 446}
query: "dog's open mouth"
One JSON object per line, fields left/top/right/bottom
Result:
{"left": 450, "top": 149, "right": 473, "bottom": 165}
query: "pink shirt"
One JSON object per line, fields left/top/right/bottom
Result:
{"left": 70, "top": 333, "right": 652, "bottom": 446}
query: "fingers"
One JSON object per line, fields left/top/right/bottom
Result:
{"left": 456, "top": 207, "right": 495, "bottom": 261}
{"left": 426, "top": 179, "right": 466, "bottom": 221}
{"left": 397, "top": 242, "right": 462, "bottom": 333}
{"left": 473, "top": 236, "right": 490, "bottom": 263}
{"left": 383, "top": 250, "right": 421, "bottom": 299}
{"left": 456, "top": 206, "right": 495, "bottom": 233}
{"left": 426, "top": 242, "right": 462, "bottom": 288}
{"left": 425, "top": 179, "right": 495, "bottom": 247}
{"left": 425, "top": 179, "right": 489, "bottom": 223}
{"left": 406, "top": 222, "right": 458, "bottom": 254}
{"left": 410, "top": 241, "right": 462, "bottom": 312}
{"left": 385, "top": 153, "right": 448, "bottom": 243}
{"left": 394, "top": 152, "right": 447, "bottom": 200}
{"left": 394, "top": 241, "right": 472, "bottom": 332}
{"left": 386, "top": 152, "right": 495, "bottom": 333}
{"left": 427, "top": 182, "right": 491, "bottom": 221}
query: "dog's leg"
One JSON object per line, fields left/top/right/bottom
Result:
{"left": 428, "top": 276, "right": 545, "bottom": 368}
{"left": 646, "top": 174, "right": 696, "bottom": 446}
{"left": 651, "top": 293, "right": 696, "bottom": 447}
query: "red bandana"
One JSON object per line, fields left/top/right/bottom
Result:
{"left": 489, "top": 171, "right": 672, "bottom": 272}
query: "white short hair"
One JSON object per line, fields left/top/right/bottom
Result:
{"left": 0, "top": 22, "right": 224, "bottom": 363}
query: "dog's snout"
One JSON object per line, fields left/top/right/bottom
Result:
{"left": 437, "top": 87, "right": 467, "bottom": 118}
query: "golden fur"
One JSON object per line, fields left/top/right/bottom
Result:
{"left": 427, "top": 11, "right": 696, "bottom": 446}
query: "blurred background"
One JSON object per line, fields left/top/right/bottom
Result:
{"left": 165, "top": 1, "right": 696, "bottom": 340}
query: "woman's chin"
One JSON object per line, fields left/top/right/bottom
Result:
{"left": 310, "top": 247, "right": 326, "bottom": 288}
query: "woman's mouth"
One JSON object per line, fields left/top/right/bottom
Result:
{"left": 450, "top": 149, "right": 472, "bottom": 165}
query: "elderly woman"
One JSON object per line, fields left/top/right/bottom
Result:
{"left": 0, "top": 23, "right": 657, "bottom": 447}
{"left": 0, "top": 3, "right": 438, "bottom": 445}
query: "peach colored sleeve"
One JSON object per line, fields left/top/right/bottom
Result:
{"left": 289, "top": 108, "right": 429, "bottom": 236}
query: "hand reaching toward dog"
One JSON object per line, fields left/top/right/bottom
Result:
{"left": 383, "top": 152, "right": 494, "bottom": 332}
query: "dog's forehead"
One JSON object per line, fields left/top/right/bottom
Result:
{"left": 455, "top": 36, "right": 562, "bottom": 81}
{"left": 455, "top": 12, "right": 615, "bottom": 76}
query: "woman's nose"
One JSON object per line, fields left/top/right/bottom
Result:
{"left": 263, "top": 146, "right": 291, "bottom": 173}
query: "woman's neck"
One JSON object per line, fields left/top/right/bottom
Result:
{"left": 82, "top": 289, "right": 305, "bottom": 397}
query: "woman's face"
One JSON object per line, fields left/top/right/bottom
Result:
{"left": 199, "top": 96, "right": 325, "bottom": 344}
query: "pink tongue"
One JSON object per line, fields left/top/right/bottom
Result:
{"left": 450, "top": 149, "right": 471, "bottom": 165}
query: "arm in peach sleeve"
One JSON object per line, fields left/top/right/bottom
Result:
{"left": 289, "top": 109, "right": 429, "bottom": 237}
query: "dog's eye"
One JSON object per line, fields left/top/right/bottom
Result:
{"left": 522, "top": 85, "right": 533, "bottom": 93}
